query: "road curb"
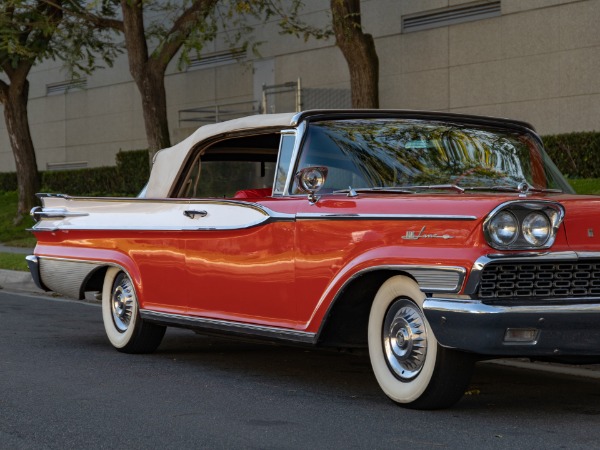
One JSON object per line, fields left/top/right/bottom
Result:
{"left": 0, "top": 269, "right": 42, "bottom": 293}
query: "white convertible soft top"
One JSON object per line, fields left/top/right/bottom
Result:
{"left": 145, "top": 112, "right": 297, "bottom": 198}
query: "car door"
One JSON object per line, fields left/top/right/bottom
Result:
{"left": 182, "top": 132, "right": 299, "bottom": 329}
{"left": 183, "top": 200, "right": 297, "bottom": 328}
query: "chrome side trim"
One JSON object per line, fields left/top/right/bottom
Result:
{"left": 39, "top": 257, "right": 102, "bottom": 299}
{"left": 283, "top": 121, "right": 306, "bottom": 195}
{"left": 464, "top": 251, "right": 600, "bottom": 295}
{"left": 425, "top": 298, "right": 600, "bottom": 315}
{"left": 36, "top": 193, "right": 68, "bottom": 199}
{"left": 25, "top": 255, "right": 50, "bottom": 291}
{"left": 399, "top": 266, "right": 466, "bottom": 293}
{"left": 296, "top": 213, "right": 477, "bottom": 221}
{"left": 30, "top": 206, "right": 89, "bottom": 221}
{"left": 32, "top": 198, "right": 296, "bottom": 232}
{"left": 140, "top": 310, "right": 316, "bottom": 344}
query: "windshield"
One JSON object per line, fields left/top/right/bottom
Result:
{"left": 292, "top": 119, "right": 573, "bottom": 194}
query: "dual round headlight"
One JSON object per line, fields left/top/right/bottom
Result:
{"left": 488, "top": 210, "right": 551, "bottom": 248}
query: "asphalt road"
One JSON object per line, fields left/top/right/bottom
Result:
{"left": 1, "top": 290, "right": 600, "bottom": 449}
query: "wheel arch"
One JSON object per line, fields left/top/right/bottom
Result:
{"left": 83, "top": 262, "right": 136, "bottom": 292}
{"left": 316, "top": 269, "right": 419, "bottom": 348}
{"left": 77, "top": 258, "right": 143, "bottom": 304}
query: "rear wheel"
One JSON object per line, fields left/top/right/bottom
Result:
{"left": 368, "top": 275, "right": 474, "bottom": 409}
{"left": 102, "top": 267, "right": 166, "bottom": 353}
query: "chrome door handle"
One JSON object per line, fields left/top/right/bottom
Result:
{"left": 183, "top": 210, "right": 208, "bottom": 219}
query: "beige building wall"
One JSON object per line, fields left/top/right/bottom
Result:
{"left": 1, "top": 0, "right": 599, "bottom": 173}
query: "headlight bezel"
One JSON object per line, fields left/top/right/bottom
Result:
{"left": 483, "top": 201, "right": 564, "bottom": 250}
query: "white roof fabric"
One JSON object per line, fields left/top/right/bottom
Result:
{"left": 145, "top": 113, "right": 297, "bottom": 198}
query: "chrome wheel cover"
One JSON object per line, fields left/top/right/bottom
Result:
{"left": 382, "top": 298, "right": 428, "bottom": 381}
{"left": 111, "top": 274, "right": 134, "bottom": 333}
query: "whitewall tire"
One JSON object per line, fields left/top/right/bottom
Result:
{"left": 102, "top": 267, "right": 166, "bottom": 353}
{"left": 368, "top": 275, "right": 473, "bottom": 409}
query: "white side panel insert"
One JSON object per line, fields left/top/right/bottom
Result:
{"left": 34, "top": 197, "right": 277, "bottom": 231}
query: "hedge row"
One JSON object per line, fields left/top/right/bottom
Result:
{"left": 0, "top": 149, "right": 149, "bottom": 197}
{"left": 543, "top": 132, "right": 600, "bottom": 179}
{"left": 0, "top": 172, "right": 17, "bottom": 192}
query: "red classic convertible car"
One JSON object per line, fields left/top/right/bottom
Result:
{"left": 28, "top": 110, "right": 600, "bottom": 409}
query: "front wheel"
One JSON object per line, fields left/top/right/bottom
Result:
{"left": 102, "top": 267, "right": 166, "bottom": 354}
{"left": 368, "top": 275, "right": 474, "bottom": 409}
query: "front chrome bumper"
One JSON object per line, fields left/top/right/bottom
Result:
{"left": 424, "top": 297, "right": 600, "bottom": 356}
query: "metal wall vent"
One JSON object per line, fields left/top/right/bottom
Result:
{"left": 46, "top": 161, "right": 88, "bottom": 171}
{"left": 46, "top": 79, "right": 87, "bottom": 95}
{"left": 187, "top": 49, "right": 246, "bottom": 70}
{"left": 402, "top": 1, "right": 501, "bottom": 33}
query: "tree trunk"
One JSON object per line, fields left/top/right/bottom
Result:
{"left": 330, "top": 0, "right": 379, "bottom": 109}
{"left": 0, "top": 79, "right": 40, "bottom": 222}
{"left": 138, "top": 70, "right": 171, "bottom": 160}
{"left": 121, "top": 0, "right": 171, "bottom": 161}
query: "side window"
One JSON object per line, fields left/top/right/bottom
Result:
{"left": 174, "top": 133, "right": 280, "bottom": 199}
{"left": 273, "top": 134, "right": 296, "bottom": 195}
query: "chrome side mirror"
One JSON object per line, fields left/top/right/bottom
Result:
{"left": 296, "top": 166, "right": 328, "bottom": 204}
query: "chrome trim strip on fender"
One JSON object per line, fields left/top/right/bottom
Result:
{"left": 296, "top": 213, "right": 477, "bottom": 221}
{"left": 464, "top": 251, "right": 600, "bottom": 295}
{"left": 140, "top": 310, "right": 316, "bottom": 344}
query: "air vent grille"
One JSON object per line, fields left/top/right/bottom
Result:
{"left": 46, "top": 79, "right": 87, "bottom": 95}
{"left": 187, "top": 49, "right": 246, "bottom": 70}
{"left": 403, "top": 1, "right": 501, "bottom": 33}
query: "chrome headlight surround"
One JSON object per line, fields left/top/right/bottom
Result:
{"left": 483, "top": 201, "right": 565, "bottom": 250}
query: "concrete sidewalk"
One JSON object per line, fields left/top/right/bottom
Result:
{"left": 0, "top": 244, "right": 33, "bottom": 255}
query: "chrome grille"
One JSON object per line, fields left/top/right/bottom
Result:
{"left": 478, "top": 261, "right": 600, "bottom": 300}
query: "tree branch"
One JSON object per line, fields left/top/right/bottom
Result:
{"left": 41, "top": 0, "right": 124, "bottom": 31}
{"left": 151, "top": 0, "right": 219, "bottom": 73}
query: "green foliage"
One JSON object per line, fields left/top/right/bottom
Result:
{"left": 0, "top": 191, "right": 34, "bottom": 245}
{"left": 116, "top": 150, "right": 151, "bottom": 195}
{"left": 0, "top": 1, "right": 120, "bottom": 77}
{"left": 567, "top": 178, "right": 600, "bottom": 195}
{"left": 40, "top": 150, "right": 149, "bottom": 197}
{"left": 41, "top": 166, "right": 124, "bottom": 197}
{"left": 0, "top": 252, "right": 29, "bottom": 271}
{"left": 0, "top": 149, "right": 149, "bottom": 198}
{"left": 542, "top": 132, "right": 600, "bottom": 179}
{"left": 0, "top": 172, "right": 17, "bottom": 192}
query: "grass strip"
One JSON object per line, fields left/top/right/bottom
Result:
{"left": 0, "top": 252, "right": 28, "bottom": 271}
